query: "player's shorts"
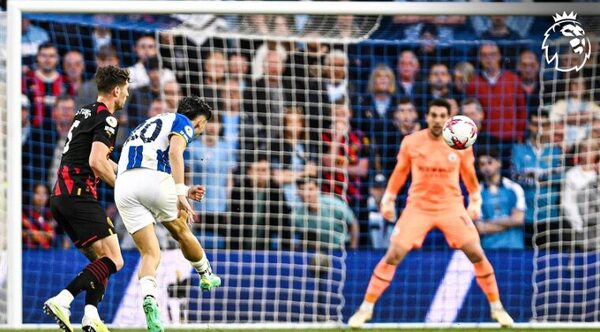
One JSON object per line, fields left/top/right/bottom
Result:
{"left": 114, "top": 168, "right": 178, "bottom": 234}
{"left": 390, "top": 205, "right": 480, "bottom": 250}
{"left": 50, "top": 195, "right": 116, "bottom": 248}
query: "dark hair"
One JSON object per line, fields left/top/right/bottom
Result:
{"left": 177, "top": 96, "right": 213, "bottom": 121}
{"left": 95, "top": 65, "right": 130, "bottom": 94}
{"left": 296, "top": 176, "right": 318, "bottom": 188}
{"left": 144, "top": 57, "right": 160, "bottom": 71}
{"left": 477, "top": 146, "right": 501, "bottom": 161}
{"left": 528, "top": 107, "right": 550, "bottom": 121}
{"left": 37, "top": 42, "right": 56, "bottom": 54}
{"left": 427, "top": 98, "right": 451, "bottom": 115}
{"left": 54, "top": 94, "right": 75, "bottom": 108}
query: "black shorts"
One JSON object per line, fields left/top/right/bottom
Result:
{"left": 50, "top": 195, "right": 115, "bottom": 248}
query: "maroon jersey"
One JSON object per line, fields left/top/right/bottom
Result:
{"left": 52, "top": 102, "right": 118, "bottom": 199}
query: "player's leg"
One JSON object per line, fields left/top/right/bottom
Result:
{"left": 162, "top": 209, "right": 221, "bottom": 291}
{"left": 130, "top": 223, "right": 165, "bottom": 332}
{"left": 348, "top": 209, "right": 432, "bottom": 328}
{"left": 439, "top": 209, "right": 513, "bottom": 327}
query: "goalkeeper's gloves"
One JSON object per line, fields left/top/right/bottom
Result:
{"left": 380, "top": 191, "right": 397, "bottom": 222}
{"left": 467, "top": 192, "right": 482, "bottom": 221}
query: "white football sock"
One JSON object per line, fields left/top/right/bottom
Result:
{"left": 359, "top": 301, "right": 374, "bottom": 312}
{"left": 191, "top": 252, "right": 211, "bottom": 276}
{"left": 84, "top": 305, "right": 100, "bottom": 320}
{"left": 490, "top": 300, "right": 503, "bottom": 311}
{"left": 55, "top": 289, "right": 74, "bottom": 307}
{"left": 140, "top": 276, "right": 159, "bottom": 299}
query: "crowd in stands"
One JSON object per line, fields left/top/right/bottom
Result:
{"left": 19, "top": 12, "right": 600, "bottom": 253}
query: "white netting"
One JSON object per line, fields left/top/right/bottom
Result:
{"left": 534, "top": 18, "right": 600, "bottom": 321}
{"left": 0, "top": 11, "right": 7, "bottom": 325}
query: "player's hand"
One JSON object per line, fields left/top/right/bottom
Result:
{"left": 187, "top": 185, "right": 205, "bottom": 202}
{"left": 380, "top": 191, "right": 397, "bottom": 222}
{"left": 467, "top": 193, "right": 482, "bottom": 221}
{"left": 177, "top": 195, "right": 195, "bottom": 224}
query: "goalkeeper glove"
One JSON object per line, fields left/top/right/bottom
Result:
{"left": 467, "top": 192, "right": 482, "bottom": 221}
{"left": 380, "top": 191, "right": 397, "bottom": 222}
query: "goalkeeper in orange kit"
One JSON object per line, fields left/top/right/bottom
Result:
{"left": 348, "top": 99, "right": 513, "bottom": 328}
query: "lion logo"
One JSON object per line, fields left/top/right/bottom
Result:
{"left": 542, "top": 11, "right": 590, "bottom": 72}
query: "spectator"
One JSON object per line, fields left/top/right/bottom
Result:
{"left": 355, "top": 64, "right": 397, "bottom": 169}
{"left": 62, "top": 50, "right": 85, "bottom": 95}
{"left": 395, "top": 51, "right": 422, "bottom": 102}
{"left": 220, "top": 79, "right": 243, "bottom": 152}
{"left": 466, "top": 43, "right": 526, "bottom": 150}
{"left": 511, "top": 110, "right": 563, "bottom": 247}
{"left": 392, "top": 12, "right": 466, "bottom": 42}
{"left": 562, "top": 139, "right": 600, "bottom": 250}
{"left": 22, "top": 183, "right": 56, "bottom": 249}
{"left": 321, "top": 104, "right": 369, "bottom": 240}
{"left": 471, "top": 14, "right": 533, "bottom": 39}
{"left": 21, "top": 19, "right": 50, "bottom": 71}
{"left": 517, "top": 50, "right": 540, "bottom": 117}
{"left": 126, "top": 57, "right": 162, "bottom": 129}
{"left": 229, "top": 152, "right": 292, "bottom": 250}
{"left": 200, "top": 50, "right": 227, "bottom": 108}
{"left": 188, "top": 115, "right": 236, "bottom": 213}
{"left": 480, "top": 16, "right": 521, "bottom": 41}
{"left": 331, "top": 15, "right": 358, "bottom": 39}
{"left": 452, "top": 61, "right": 475, "bottom": 104}
{"left": 47, "top": 95, "right": 77, "bottom": 189}
{"left": 127, "top": 35, "right": 175, "bottom": 89}
{"left": 242, "top": 48, "right": 297, "bottom": 156}
{"left": 415, "top": 24, "right": 453, "bottom": 71}
{"left": 147, "top": 98, "right": 166, "bottom": 118}
{"left": 550, "top": 76, "right": 600, "bottom": 148}
{"left": 446, "top": 97, "right": 460, "bottom": 117}
{"left": 227, "top": 52, "right": 251, "bottom": 90}
{"left": 367, "top": 174, "right": 393, "bottom": 249}
{"left": 323, "top": 50, "right": 350, "bottom": 104}
{"left": 420, "top": 63, "right": 452, "bottom": 107}
{"left": 159, "top": 32, "right": 200, "bottom": 93}
{"left": 163, "top": 80, "right": 182, "bottom": 112}
{"left": 75, "top": 45, "right": 119, "bottom": 108}
{"left": 23, "top": 42, "right": 72, "bottom": 129}
{"left": 461, "top": 98, "right": 499, "bottom": 159}
{"left": 272, "top": 107, "right": 319, "bottom": 207}
{"left": 294, "top": 176, "right": 359, "bottom": 251}
{"left": 380, "top": 98, "right": 420, "bottom": 178}
{"left": 476, "top": 148, "right": 526, "bottom": 250}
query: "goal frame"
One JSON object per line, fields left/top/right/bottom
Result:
{"left": 6, "top": 0, "right": 600, "bottom": 328}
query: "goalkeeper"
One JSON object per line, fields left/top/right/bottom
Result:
{"left": 114, "top": 96, "right": 221, "bottom": 332}
{"left": 348, "top": 99, "right": 513, "bottom": 328}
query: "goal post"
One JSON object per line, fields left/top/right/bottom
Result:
{"left": 6, "top": 0, "right": 600, "bottom": 328}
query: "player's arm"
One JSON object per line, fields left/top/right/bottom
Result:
{"left": 380, "top": 142, "right": 411, "bottom": 221}
{"left": 561, "top": 172, "right": 584, "bottom": 232}
{"left": 459, "top": 148, "right": 482, "bottom": 220}
{"left": 89, "top": 142, "right": 116, "bottom": 187}
{"left": 169, "top": 134, "right": 197, "bottom": 223}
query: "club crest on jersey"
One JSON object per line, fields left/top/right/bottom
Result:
{"left": 184, "top": 125, "right": 193, "bottom": 138}
{"left": 106, "top": 116, "right": 118, "bottom": 127}
{"left": 448, "top": 152, "right": 458, "bottom": 162}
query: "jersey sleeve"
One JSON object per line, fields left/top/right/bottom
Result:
{"left": 93, "top": 109, "right": 119, "bottom": 148}
{"left": 171, "top": 113, "right": 194, "bottom": 145}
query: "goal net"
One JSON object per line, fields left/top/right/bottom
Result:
{"left": 7, "top": 1, "right": 600, "bottom": 328}
{"left": 534, "top": 16, "right": 600, "bottom": 322}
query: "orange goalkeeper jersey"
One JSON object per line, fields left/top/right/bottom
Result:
{"left": 387, "top": 129, "right": 480, "bottom": 212}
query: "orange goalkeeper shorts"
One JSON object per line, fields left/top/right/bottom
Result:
{"left": 390, "top": 205, "right": 480, "bottom": 250}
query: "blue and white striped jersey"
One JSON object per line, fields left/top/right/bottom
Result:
{"left": 118, "top": 113, "right": 194, "bottom": 175}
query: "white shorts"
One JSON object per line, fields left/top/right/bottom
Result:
{"left": 115, "top": 168, "right": 178, "bottom": 234}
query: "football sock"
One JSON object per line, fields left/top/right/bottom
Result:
{"left": 364, "top": 260, "right": 397, "bottom": 304}
{"left": 191, "top": 252, "right": 211, "bottom": 276}
{"left": 140, "top": 276, "right": 159, "bottom": 299}
{"left": 54, "top": 289, "right": 75, "bottom": 307}
{"left": 84, "top": 305, "right": 100, "bottom": 320}
{"left": 65, "top": 257, "right": 117, "bottom": 299}
{"left": 473, "top": 258, "right": 500, "bottom": 303}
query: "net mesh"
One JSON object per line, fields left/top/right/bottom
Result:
{"left": 0, "top": 11, "right": 7, "bottom": 325}
{"left": 11, "top": 9, "right": 600, "bottom": 326}
{"left": 533, "top": 17, "right": 600, "bottom": 322}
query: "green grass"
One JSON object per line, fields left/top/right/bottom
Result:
{"left": 3, "top": 329, "right": 600, "bottom": 332}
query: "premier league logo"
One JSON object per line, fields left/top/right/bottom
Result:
{"left": 541, "top": 11, "right": 591, "bottom": 72}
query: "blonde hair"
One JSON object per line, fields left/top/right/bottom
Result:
{"left": 367, "top": 64, "right": 396, "bottom": 95}
{"left": 454, "top": 61, "right": 475, "bottom": 84}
